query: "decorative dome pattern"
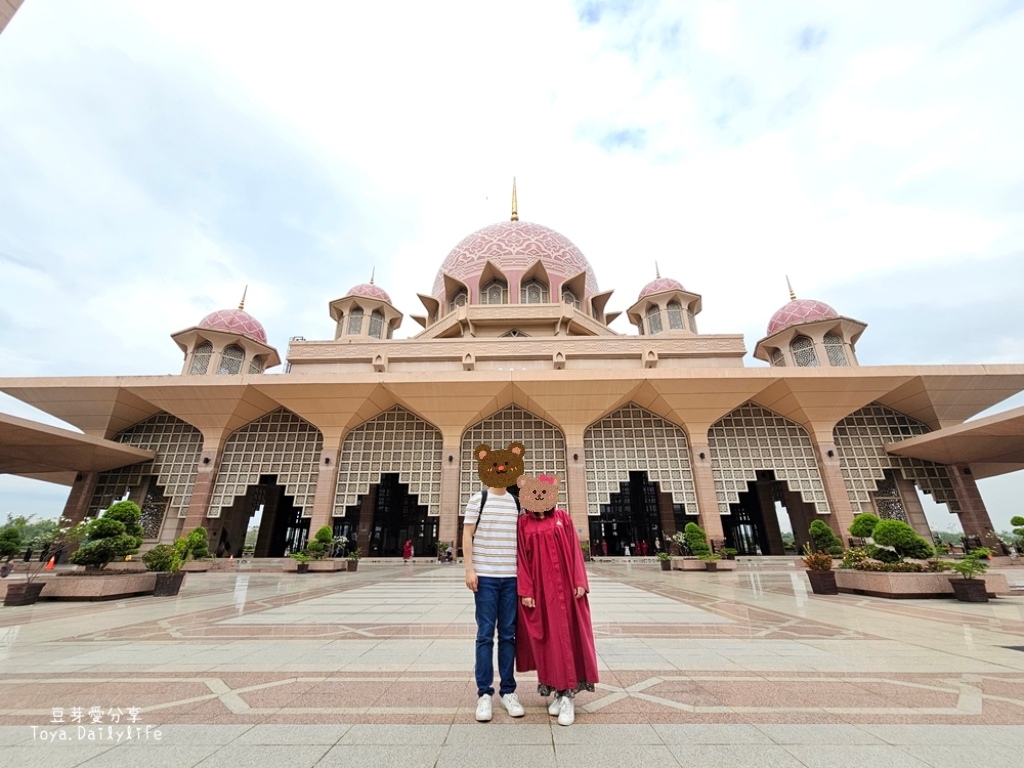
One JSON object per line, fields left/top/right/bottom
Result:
{"left": 638, "top": 277, "right": 685, "bottom": 300}
{"left": 767, "top": 299, "right": 839, "bottom": 336}
{"left": 197, "top": 309, "right": 268, "bottom": 344}
{"left": 432, "top": 221, "right": 599, "bottom": 301}
{"left": 345, "top": 283, "right": 392, "bottom": 304}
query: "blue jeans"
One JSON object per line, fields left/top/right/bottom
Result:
{"left": 474, "top": 576, "right": 517, "bottom": 697}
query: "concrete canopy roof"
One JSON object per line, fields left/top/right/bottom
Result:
{"left": 0, "top": 413, "right": 155, "bottom": 485}
{"left": 885, "top": 405, "right": 1024, "bottom": 480}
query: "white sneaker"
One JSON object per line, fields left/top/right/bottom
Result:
{"left": 500, "top": 692, "right": 525, "bottom": 717}
{"left": 475, "top": 695, "right": 492, "bottom": 722}
{"left": 547, "top": 693, "right": 563, "bottom": 716}
{"left": 557, "top": 695, "right": 575, "bottom": 726}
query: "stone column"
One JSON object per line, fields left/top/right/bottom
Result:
{"left": 812, "top": 441, "right": 855, "bottom": 542}
{"left": 308, "top": 441, "right": 341, "bottom": 536}
{"left": 690, "top": 439, "right": 725, "bottom": 543}
{"left": 895, "top": 474, "right": 932, "bottom": 540}
{"left": 564, "top": 435, "right": 588, "bottom": 544}
{"left": 438, "top": 436, "right": 463, "bottom": 557}
{"left": 181, "top": 438, "right": 224, "bottom": 534}
{"left": 948, "top": 464, "right": 998, "bottom": 545}
{"left": 60, "top": 472, "right": 99, "bottom": 524}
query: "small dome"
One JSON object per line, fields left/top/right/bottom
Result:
{"left": 638, "top": 276, "right": 685, "bottom": 300}
{"left": 767, "top": 298, "right": 839, "bottom": 336}
{"left": 346, "top": 282, "right": 392, "bottom": 304}
{"left": 197, "top": 308, "right": 268, "bottom": 344}
{"left": 432, "top": 220, "right": 599, "bottom": 302}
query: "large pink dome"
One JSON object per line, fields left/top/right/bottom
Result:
{"left": 197, "top": 309, "right": 268, "bottom": 344}
{"left": 346, "top": 282, "right": 392, "bottom": 304}
{"left": 432, "top": 221, "right": 599, "bottom": 301}
{"left": 638, "top": 277, "right": 684, "bottom": 300}
{"left": 767, "top": 299, "right": 839, "bottom": 335}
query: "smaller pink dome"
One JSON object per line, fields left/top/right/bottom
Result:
{"left": 767, "top": 299, "right": 839, "bottom": 336}
{"left": 197, "top": 309, "right": 268, "bottom": 344}
{"left": 345, "top": 283, "right": 392, "bottom": 304}
{"left": 638, "top": 277, "right": 685, "bottom": 300}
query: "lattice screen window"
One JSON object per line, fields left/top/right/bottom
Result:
{"left": 521, "top": 280, "right": 548, "bottom": 304}
{"left": 873, "top": 469, "right": 906, "bottom": 521}
{"left": 140, "top": 486, "right": 169, "bottom": 539}
{"left": 347, "top": 308, "right": 364, "bottom": 335}
{"left": 208, "top": 408, "right": 322, "bottom": 518}
{"left": 646, "top": 305, "right": 663, "bottom": 334}
{"left": 708, "top": 403, "right": 830, "bottom": 514}
{"left": 770, "top": 348, "right": 786, "bottom": 367}
{"left": 584, "top": 403, "right": 697, "bottom": 517}
{"left": 248, "top": 356, "right": 265, "bottom": 374}
{"left": 833, "top": 403, "right": 959, "bottom": 511}
{"left": 482, "top": 280, "right": 508, "bottom": 304}
{"left": 562, "top": 289, "right": 580, "bottom": 310}
{"left": 460, "top": 406, "right": 566, "bottom": 511}
{"left": 334, "top": 407, "right": 443, "bottom": 517}
{"left": 791, "top": 335, "right": 818, "bottom": 367}
{"left": 667, "top": 302, "right": 684, "bottom": 330}
{"left": 369, "top": 310, "right": 384, "bottom": 339}
{"left": 218, "top": 344, "right": 244, "bottom": 375}
{"left": 90, "top": 413, "right": 203, "bottom": 522}
{"left": 686, "top": 308, "right": 697, "bottom": 332}
{"left": 450, "top": 290, "right": 468, "bottom": 312}
{"left": 824, "top": 332, "right": 849, "bottom": 366}
{"left": 189, "top": 341, "right": 212, "bottom": 375}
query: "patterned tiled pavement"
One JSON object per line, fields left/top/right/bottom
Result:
{"left": 2, "top": 560, "right": 1023, "bottom": 767}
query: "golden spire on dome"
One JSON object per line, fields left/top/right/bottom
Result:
{"left": 510, "top": 177, "right": 519, "bottom": 222}
{"left": 786, "top": 276, "right": 796, "bottom": 301}
{"left": 238, "top": 285, "right": 248, "bottom": 310}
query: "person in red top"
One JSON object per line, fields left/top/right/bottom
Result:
{"left": 402, "top": 539, "right": 413, "bottom": 562}
{"left": 514, "top": 473, "right": 599, "bottom": 726}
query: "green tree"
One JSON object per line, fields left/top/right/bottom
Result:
{"left": 304, "top": 526, "right": 334, "bottom": 559}
{"left": 1010, "top": 516, "right": 1024, "bottom": 552}
{"left": 0, "top": 525, "right": 22, "bottom": 559}
{"left": 683, "top": 522, "right": 710, "bottom": 557}
{"left": 809, "top": 519, "right": 843, "bottom": 555}
{"left": 871, "top": 519, "right": 934, "bottom": 561}
{"left": 849, "top": 513, "right": 880, "bottom": 539}
{"left": 69, "top": 501, "right": 144, "bottom": 569}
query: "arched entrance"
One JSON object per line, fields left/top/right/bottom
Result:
{"left": 341, "top": 473, "right": 438, "bottom": 558}
{"left": 719, "top": 470, "right": 817, "bottom": 556}
{"left": 588, "top": 471, "right": 683, "bottom": 556}
{"left": 231, "top": 475, "right": 308, "bottom": 557}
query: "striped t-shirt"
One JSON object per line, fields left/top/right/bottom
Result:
{"left": 464, "top": 490, "right": 519, "bottom": 578}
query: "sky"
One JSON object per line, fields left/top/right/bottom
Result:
{"left": 1, "top": 0, "right": 1023, "bottom": 535}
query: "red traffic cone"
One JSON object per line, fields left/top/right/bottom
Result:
{"left": 45, "top": 556, "right": 56, "bottom": 571}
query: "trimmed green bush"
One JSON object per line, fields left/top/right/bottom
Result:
{"left": 0, "top": 525, "right": 21, "bottom": 559}
{"left": 69, "top": 501, "right": 144, "bottom": 569}
{"left": 683, "top": 522, "right": 710, "bottom": 557}
{"left": 871, "top": 519, "right": 934, "bottom": 560}
{"left": 809, "top": 519, "right": 843, "bottom": 554}
{"left": 182, "top": 527, "right": 211, "bottom": 560}
{"left": 849, "top": 513, "right": 880, "bottom": 539}
{"left": 305, "top": 526, "right": 334, "bottom": 559}
{"left": 142, "top": 543, "right": 181, "bottom": 573}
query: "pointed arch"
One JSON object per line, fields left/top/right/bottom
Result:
{"left": 833, "top": 403, "right": 959, "bottom": 510}
{"left": 584, "top": 403, "right": 697, "bottom": 516}
{"left": 208, "top": 408, "right": 322, "bottom": 517}
{"left": 709, "top": 403, "right": 829, "bottom": 514}
{"left": 460, "top": 405, "right": 566, "bottom": 509}
{"left": 334, "top": 407, "right": 443, "bottom": 516}
{"left": 189, "top": 341, "right": 212, "bottom": 375}
{"left": 90, "top": 413, "right": 203, "bottom": 528}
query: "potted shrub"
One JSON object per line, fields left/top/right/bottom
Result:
{"left": 290, "top": 551, "right": 312, "bottom": 573}
{"left": 809, "top": 520, "right": 845, "bottom": 557}
{"left": 656, "top": 551, "right": 672, "bottom": 571}
{"left": 581, "top": 540, "right": 591, "bottom": 562}
{"left": 699, "top": 553, "right": 721, "bottom": 572}
{"left": 346, "top": 547, "right": 362, "bottom": 572}
{"left": 305, "top": 526, "right": 333, "bottom": 560}
{"left": 720, "top": 547, "right": 737, "bottom": 561}
{"left": 2, "top": 524, "right": 50, "bottom": 606}
{"left": 949, "top": 548, "right": 990, "bottom": 602}
{"left": 142, "top": 543, "right": 186, "bottom": 596}
{"left": 802, "top": 543, "right": 838, "bottom": 595}
{"left": 683, "top": 522, "right": 711, "bottom": 558}
{"left": 178, "top": 528, "right": 213, "bottom": 572}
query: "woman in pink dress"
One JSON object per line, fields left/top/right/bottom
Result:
{"left": 515, "top": 473, "right": 599, "bottom": 726}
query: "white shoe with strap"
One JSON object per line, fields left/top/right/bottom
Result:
{"left": 475, "top": 695, "right": 492, "bottom": 722}
{"left": 557, "top": 695, "right": 575, "bottom": 726}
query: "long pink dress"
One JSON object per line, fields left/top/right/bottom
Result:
{"left": 515, "top": 509, "right": 599, "bottom": 694}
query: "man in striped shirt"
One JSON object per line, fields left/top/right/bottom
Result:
{"left": 464, "top": 442, "right": 527, "bottom": 722}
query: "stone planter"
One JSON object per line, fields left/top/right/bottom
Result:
{"left": 674, "top": 558, "right": 707, "bottom": 571}
{"left": 704, "top": 561, "right": 719, "bottom": 572}
{"left": 152, "top": 572, "right": 186, "bottom": 597}
{"left": 949, "top": 578, "right": 988, "bottom": 602}
{"left": 659, "top": 560, "right": 672, "bottom": 571}
{"left": 806, "top": 569, "right": 838, "bottom": 595}
{"left": 4, "top": 581, "right": 45, "bottom": 606}
{"left": 835, "top": 570, "right": 1010, "bottom": 599}
{"left": 346, "top": 560, "right": 359, "bottom": 572}
{"left": 180, "top": 562, "right": 211, "bottom": 573}
{"left": 296, "top": 562, "right": 310, "bottom": 573}
{"left": 309, "top": 560, "right": 345, "bottom": 572}
{"left": 43, "top": 572, "right": 157, "bottom": 601}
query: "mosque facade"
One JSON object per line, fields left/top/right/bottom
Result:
{"left": 3, "top": 199, "right": 1024, "bottom": 560}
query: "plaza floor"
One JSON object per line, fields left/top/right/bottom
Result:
{"left": 2, "top": 559, "right": 1023, "bottom": 767}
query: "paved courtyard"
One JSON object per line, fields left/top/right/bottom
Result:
{"left": 1, "top": 560, "right": 1023, "bottom": 767}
